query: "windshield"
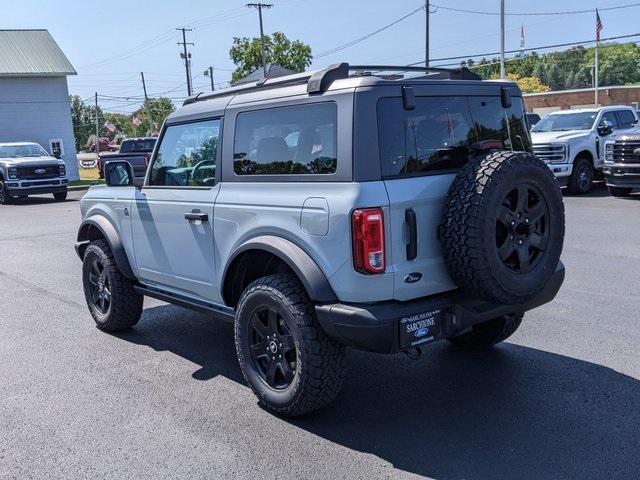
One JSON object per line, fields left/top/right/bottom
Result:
{"left": 532, "top": 112, "right": 597, "bottom": 132}
{"left": 120, "top": 139, "right": 156, "bottom": 153}
{"left": 0, "top": 144, "right": 50, "bottom": 158}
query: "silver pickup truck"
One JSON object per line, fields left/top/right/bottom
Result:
{"left": 0, "top": 142, "right": 68, "bottom": 204}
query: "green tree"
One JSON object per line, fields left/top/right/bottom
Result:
{"left": 132, "top": 97, "right": 175, "bottom": 136}
{"left": 70, "top": 95, "right": 102, "bottom": 151}
{"left": 229, "top": 31, "right": 312, "bottom": 83}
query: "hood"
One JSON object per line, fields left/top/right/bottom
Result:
{"left": 531, "top": 130, "right": 591, "bottom": 143}
{"left": 609, "top": 127, "right": 640, "bottom": 142}
{"left": 0, "top": 156, "right": 62, "bottom": 167}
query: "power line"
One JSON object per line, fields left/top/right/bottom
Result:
{"left": 315, "top": 4, "right": 425, "bottom": 59}
{"left": 430, "top": 2, "right": 640, "bottom": 16}
{"left": 177, "top": 28, "right": 194, "bottom": 96}
{"left": 247, "top": 3, "right": 273, "bottom": 78}
{"left": 408, "top": 32, "right": 640, "bottom": 65}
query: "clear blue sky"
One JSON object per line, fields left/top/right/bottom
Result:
{"left": 4, "top": 0, "right": 640, "bottom": 113}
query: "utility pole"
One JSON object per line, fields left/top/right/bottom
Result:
{"left": 94, "top": 92, "right": 100, "bottom": 158}
{"left": 204, "top": 66, "right": 215, "bottom": 91}
{"left": 176, "top": 27, "right": 194, "bottom": 96}
{"left": 500, "top": 0, "right": 506, "bottom": 79}
{"left": 425, "top": 0, "right": 430, "bottom": 67}
{"left": 140, "top": 72, "right": 153, "bottom": 134}
{"left": 247, "top": 3, "right": 273, "bottom": 79}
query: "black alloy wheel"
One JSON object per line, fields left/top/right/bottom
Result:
{"left": 248, "top": 306, "right": 297, "bottom": 390}
{"left": 496, "top": 183, "right": 549, "bottom": 274}
{"left": 87, "top": 258, "right": 112, "bottom": 315}
{"left": 575, "top": 162, "right": 593, "bottom": 192}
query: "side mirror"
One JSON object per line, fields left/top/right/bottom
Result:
{"left": 104, "top": 161, "right": 134, "bottom": 187}
{"left": 52, "top": 148, "right": 62, "bottom": 159}
{"left": 598, "top": 120, "right": 614, "bottom": 137}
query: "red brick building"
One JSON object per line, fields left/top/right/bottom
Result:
{"left": 524, "top": 85, "right": 640, "bottom": 115}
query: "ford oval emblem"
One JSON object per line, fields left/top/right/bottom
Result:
{"left": 634, "top": 148, "right": 640, "bottom": 157}
{"left": 403, "top": 272, "right": 423, "bottom": 284}
{"left": 35, "top": 168, "right": 46, "bottom": 175}
{"left": 414, "top": 326, "right": 429, "bottom": 338}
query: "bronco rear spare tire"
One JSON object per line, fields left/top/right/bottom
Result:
{"left": 440, "top": 151, "right": 564, "bottom": 305}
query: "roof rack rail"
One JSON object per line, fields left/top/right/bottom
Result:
{"left": 183, "top": 63, "right": 481, "bottom": 106}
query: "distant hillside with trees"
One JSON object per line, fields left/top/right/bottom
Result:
{"left": 463, "top": 42, "right": 640, "bottom": 93}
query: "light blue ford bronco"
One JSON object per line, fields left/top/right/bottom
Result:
{"left": 76, "top": 64, "right": 566, "bottom": 416}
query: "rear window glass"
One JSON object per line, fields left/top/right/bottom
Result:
{"left": 120, "top": 139, "right": 156, "bottom": 153}
{"left": 377, "top": 96, "right": 531, "bottom": 178}
{"left": 234, "top": 103, "right": 337, "bottom": 175}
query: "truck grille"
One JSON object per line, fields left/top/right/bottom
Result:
{"left": 533, "top": 144, "right": 565, "bottom": 163}
{"left": 610, "top": 141, "right": 640, "bottom": 164}
{"left": 16, "top": 165, "right": 59, "bottom": 180}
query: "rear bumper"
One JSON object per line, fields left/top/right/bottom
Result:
{"left": 316, "top": 262, "right": 565, "bottom": 354}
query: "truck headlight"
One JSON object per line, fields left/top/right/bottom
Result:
{"left": 605, "top": 143, "right": 614, "bottom": 163}
{"left": 8, "top": 166, "right": 18, "bottom": 179}
{"left": 58, "top": 164, "right": 66, "bottom": 176}
{"left": 549, "top": 144, "right": 567, "bottom": 163}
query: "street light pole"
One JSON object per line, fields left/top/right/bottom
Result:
{"left": 425, "top": 0, "right": 430, "bottom": 67}
{"left": 94, "top": 92, "right": 100, "bottom": 158}
{"left": 500, "top": 0, "right": 506, "bottom": 79}
{"left": 247, "top": 3, "right": 273, "bottom": 79}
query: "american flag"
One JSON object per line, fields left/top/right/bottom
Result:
{"left": 520, "top": 24, "right": 525, "bottom": 56}
{"left": 596, "top": 9, "right": 603, "bottom": 42}
{"left": 103, "top": 120, "right": 116, "bottom": 133}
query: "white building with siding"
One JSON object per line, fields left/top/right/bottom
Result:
{"left": 0, "top": 29, "right": 78, "bottom": 180}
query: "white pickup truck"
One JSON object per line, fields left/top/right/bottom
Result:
{"left": 531, "top": 106, "right": 639, "bottom": 194}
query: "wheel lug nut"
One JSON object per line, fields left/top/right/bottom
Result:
{"left": 278, "top": 354, "right": 282, "bottom": 358}
{"left": 511, "top": 221, "right": 515, "bottom": 226}
{"left": 525, "top": 218, "right": 529, "bottom": 223}
{"left": 279, "top": 343, "right": 282, "bottom": 347}
{"left": 518, "top": 240, "right": 523, "bottom": 245}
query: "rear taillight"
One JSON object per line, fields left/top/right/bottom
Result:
{"left": 352, "top": 208, "right": 385, "bottom": 274}
{"left": 143, "top": 154, "right": 151, "bottom": 166}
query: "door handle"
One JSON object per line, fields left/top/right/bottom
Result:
{"left": 405, "top": 208, "right": 417, "bottom": 261}
{"left": 185, "top": 211, "right": 208, "bottom": 222}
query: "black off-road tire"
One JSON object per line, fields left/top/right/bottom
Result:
{"left": 448, "top": 313, "right": 524, "bottom": 349}
{"left": 235, "top": 273, "right": 346, "bottom": 417}
{"left": 608, "top": 186, "right": 633, "bottom": 197}
{"left": 567, "top": 157, "right": 595, "bottom": 194}
{"left": 53, "top": 191, "right": 68, "bottom": 201}
{"left": 440, "top": 151, "right": 565, "bottom": 305}
{"left": 82, "top": 240, "right": 143, "bottom": 331}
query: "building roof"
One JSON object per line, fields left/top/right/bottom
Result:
{"left": 234, "top": 64, "right": 297, "bottom": 85}
{"left": 0, "top": 30, "right": 76, "bottom": 77}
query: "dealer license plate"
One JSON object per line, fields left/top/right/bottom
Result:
{"left": 399, "top": 309, "right": 443, "bottom": 349}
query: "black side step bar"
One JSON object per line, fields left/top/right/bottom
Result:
{"left": 133, "top": 285, "right": 235, "bottom": 323}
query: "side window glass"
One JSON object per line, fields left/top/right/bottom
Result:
{"left": 233, "top": 103, "right": 337, "bottom": 175}
{"left": 148, "top": 119, "right": 220, "bottom": 187}
{"left": 616, "top": 110, "right": 637, "bottom": 129}
{"left": 600, "top": 112, "right": 620, "bottom": 130}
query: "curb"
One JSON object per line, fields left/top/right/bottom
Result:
{"left": 68, "top": 185, "right": 92, "bottom": 192}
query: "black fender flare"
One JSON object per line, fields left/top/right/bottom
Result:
{"left": 76, "top": 215, "right": 135, "bottom": 280}
{"left": 221, "top": 235, "right": 337, "bottom": 305}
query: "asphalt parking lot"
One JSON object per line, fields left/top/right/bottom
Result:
{"left": 1, "top": 186, "right": 639, "bottom": 480}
